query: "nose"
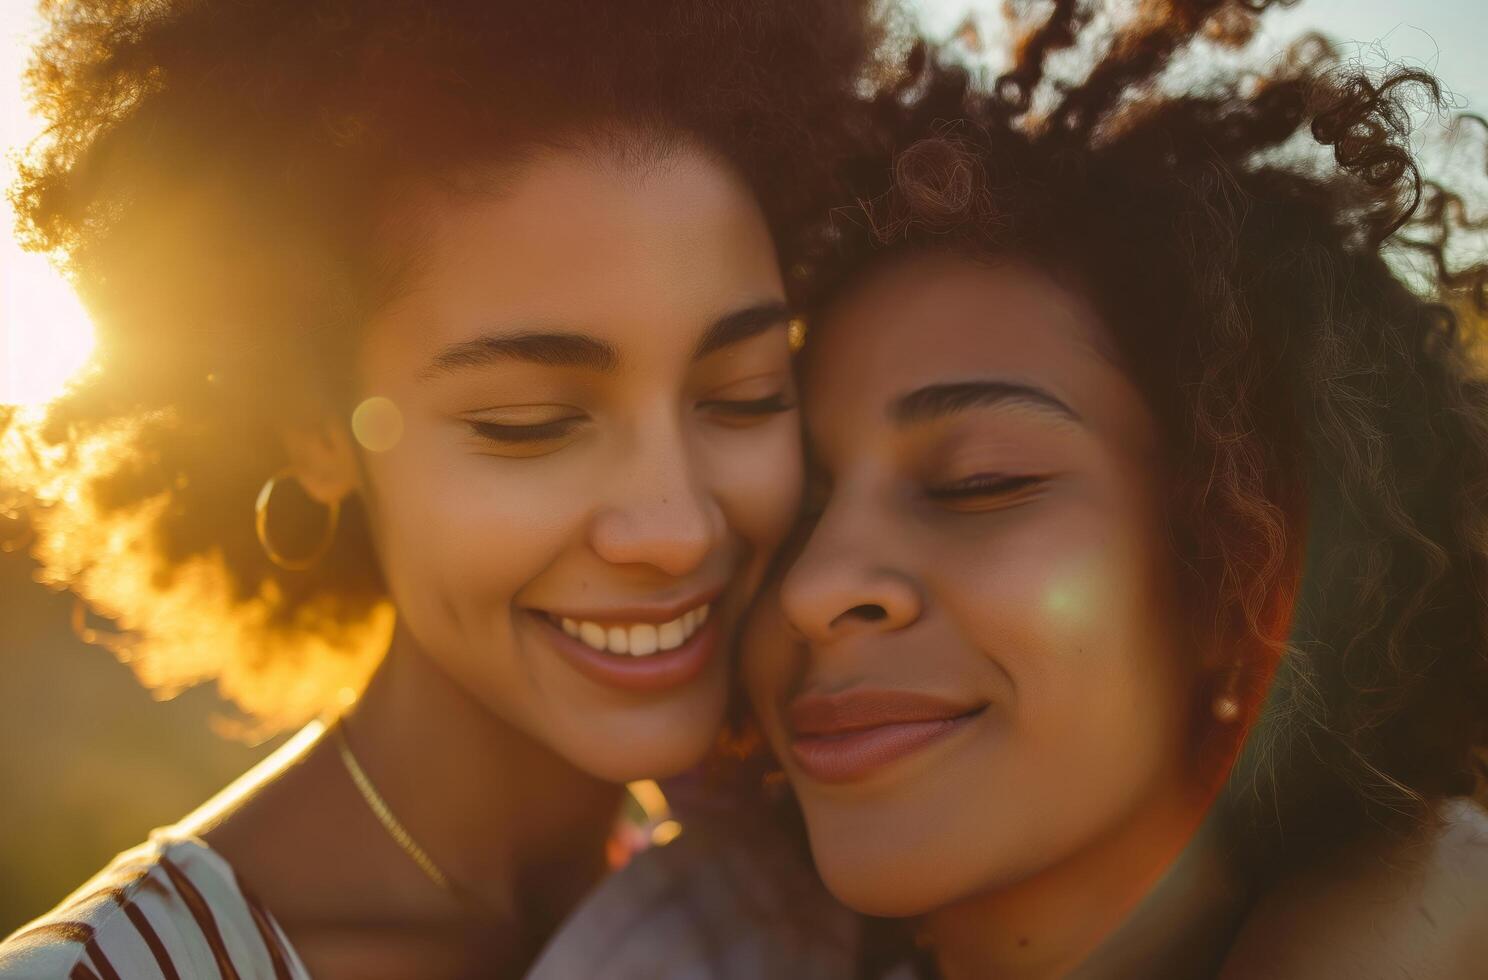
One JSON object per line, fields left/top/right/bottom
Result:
{"left": 590, "top": 420, "right": 725, "bottom": 578}
{"left": 779, "top": 495, "right": 922, "bottom": 644}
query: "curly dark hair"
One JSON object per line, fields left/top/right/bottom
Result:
{"left": 792, "top": 0, "right": 1488, "bottom": 902}
{"left": 0, "top": 0, "right": 884, "bottom": 732}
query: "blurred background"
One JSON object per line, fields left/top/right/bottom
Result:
{"left": 2, "top": 0, "right": 1486, "bottom": 936}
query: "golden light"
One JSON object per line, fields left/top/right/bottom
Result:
{"left": 625, "top": 778, "right": 671, "bottom": 823}
{"left": 351, "top": 395, "right": 405, "bottom": 453}
{"left": 1, "top": 4, "right": 97, "bottom": 409}
{"left": 649, "top": 819, "right": 683, "bottom": 846}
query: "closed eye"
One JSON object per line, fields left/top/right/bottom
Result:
{"left": 700, "top": 392, "right": 796, "bottom": 420}
{"left": 927, "top": 473, "right": 1047, "bottom": 503}
{"left": 466, "top": 417, "right": 584, "bottom": 443}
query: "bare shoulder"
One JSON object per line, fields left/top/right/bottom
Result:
{"left": 1219, "top": 799, "right": 1488, "bottom": 979}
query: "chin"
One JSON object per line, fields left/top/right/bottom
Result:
{"left": 579, "top": 738, "right": 715, "bottom": 784}
{"left": 804, "top": 828, "right": 956, "bottom": 918}
{"left": 563, "top": 699, "right": 727, "bottom": 784}
{"left": 815, "top": 854, "right": 950, "bottom": 919}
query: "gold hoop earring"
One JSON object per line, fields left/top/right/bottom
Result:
{"left": 254, "top": 468, "right": 340, "bottom": 571}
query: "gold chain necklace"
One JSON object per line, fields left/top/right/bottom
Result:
{"left": 333, "top": 722, "right": 496, "bottom": 919}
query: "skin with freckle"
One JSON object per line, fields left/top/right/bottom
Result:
{"left": 351, "top": 142, "right": 802, "bottom": 782}
{"left": 736, "top": 14, "right": 1488, "bottom": 975}
{"left": 0, "top": 2, "right": 880, "bottom": 975}
{"left": 0, "top": 136, "right": 812, "bottom": 980}
{"left": 744, "top": 253, "right": 1201, "bottom": 920}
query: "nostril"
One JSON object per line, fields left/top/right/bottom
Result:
{"left": 831, "top": 603, "right": 888, "bottom": 629}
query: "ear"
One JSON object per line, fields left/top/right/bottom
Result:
{"left": 280, "top": 419, "right": 360, "bottom": 506}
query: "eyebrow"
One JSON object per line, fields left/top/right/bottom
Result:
{"left": 421, "top": 300, "right": 792, "bottom": 380}
{"left": 891, "top": 380, "right": 1082, "bottom": 426}
{"left": 691, "top": 301, "right": 793, "bottom": 360}
{"left": 422, "top": 331, "right": 620, "bottom": 378}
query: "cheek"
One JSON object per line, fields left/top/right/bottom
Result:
{"left": 357, "top": 435, "right": 584, "bottom": 628}
{"left": 943, "top": 505, "right": 1193, "bottom": 781}
{"left": 706, "top": 422, "right": 803, "bottom": 571}
{"left": 739, "top": 585, "right": 799, "bottom": 741}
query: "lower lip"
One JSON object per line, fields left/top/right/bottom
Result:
{"left": 789, "top": 712, "right": 982, "bottom": 784}
{"left": 535, "top": 611, "right": 719, "bottom": 694}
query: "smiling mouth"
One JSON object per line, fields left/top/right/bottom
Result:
{"left": 543, "top": 603, "right": 711, "bottom": 658}
{"left": 533, "top": 598, "right": 721, "bottom": 694}
{"left": 787, "top": 689, "right": 988, "bottom": 784}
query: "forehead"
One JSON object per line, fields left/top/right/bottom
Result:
{"left": 363, "top": 141, "right": 781, "bottom": 367}
{"left": 803, "top": 251, "right": 1147, "bottom": 448}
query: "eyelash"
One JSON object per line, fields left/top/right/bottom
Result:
{"left": 466, "top": 418, "right": 583, "bottom": 443}
{"left": 464, "top": 393, "right": 791, "bottom": 445}
{"left": 926, "top": 473, "right": 1046, "bottom": 501}
{"left": 700, "top": 392, "right": 795, "bottom": 417}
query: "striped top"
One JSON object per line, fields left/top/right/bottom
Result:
{"left": 0, "top": 823, "right": 865, "bottom": 979}
{"left": 0, "top": 832, "right": 307, "bottom": 980}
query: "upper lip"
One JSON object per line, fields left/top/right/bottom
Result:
{"left": 788, "top": 688, "right": 986, "bottom": 738}
{"left": 535, "top": 587, "right": 723, "bottom": 624}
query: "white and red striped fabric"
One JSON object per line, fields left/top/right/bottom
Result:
{"left": 0, "top": 823, "right": 864, "bottom": 979}
{"left": 0, "top": 834, "right": 308, "bottom": 980}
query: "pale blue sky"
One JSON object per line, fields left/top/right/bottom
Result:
{"left": 1265, "top": 0, "right": 1487, "bottom": 112}
{"left": 914, "top": 0, "right": 1488, "bottom": 113}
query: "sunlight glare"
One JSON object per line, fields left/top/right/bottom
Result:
{"left": 1, "top": 250, "right": 97, "bottom": 407}
{"left": 1, "top": 4, "right": 97, "bottom": 408}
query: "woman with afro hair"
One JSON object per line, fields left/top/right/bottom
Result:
{"left": 0, "top": 1, "right": 883, "bottom": 977}
{"left": 737, "top": 0, "right": 1488, "bottom": 976}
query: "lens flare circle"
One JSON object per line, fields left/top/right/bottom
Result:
{"left": 351, "top": 396, "right": 404, "bottom": 453}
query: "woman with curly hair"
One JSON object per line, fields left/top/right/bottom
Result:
{"left": 0, "top": 1, "right": 879, "bottom": 977}
{"left": 739, "top": 1, "right": 1488, "bottom": 976}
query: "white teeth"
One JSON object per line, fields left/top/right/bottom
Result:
{"left": 553, "top": 602, "right": 712, "bottom": 657}
{"left": 657, "top": 617, "right": 685, "bottom": 651}
{"left": 630, "top": 623, "right": 659, "bottom": 656}
{"left": 579, "top": 621, "right": 607, "bottom": 651}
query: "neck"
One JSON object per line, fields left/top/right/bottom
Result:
{"left": 925, "top": 784, "right": 1239, "bottom": 980}
{"left": 343, "top": 624, "right": 623, "bottom": 925}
